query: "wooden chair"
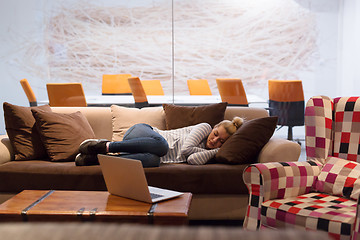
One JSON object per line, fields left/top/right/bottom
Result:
{"left": 216, "top": 78, "right": 248, "bottom": 106}
{"left": 46, "top": 83, "right": 87, "bottom": 107}
{"left": 187, "top": 79, "right": 212, "bottom": 95}
{"left": 127, "top": 77, "right": 148, "bottom": 108}
{"left": 20, "top": 79, "right": 37, "bottom": 106}
{"left": 141, "top": 80, "right": 164, "bottom": 95}
{"left": 102, "top": 74, "right": 132, "bottom": 95}
{"left": 268, "top": 79, "right": 304, "bottom": 141}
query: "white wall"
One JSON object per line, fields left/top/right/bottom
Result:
{"left": 0, "top": 0, "right": 49, "bottom": 134}
{"left": 337, "top": 0, "right": 360, "bottom": 97}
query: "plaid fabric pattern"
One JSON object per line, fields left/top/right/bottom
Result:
{"left": 243, "top": 164, "right": 263, "bottom": 230}
{"left": 243, "top": 161, "right": 322, "bottom": 230}
{"left": 333, "top": 97, "right": 360, "bottom": 162}
{"left": 353, "top": 197, "right": 360, "bottom": 240}
{"left": 314, "top": 157, "right": 360, "bottom": 200}
{"left": 243, "top": 96, "right": 360, "bottom": 238}
{"left": 305, "top": 95, "right": 334, "bottom": 165}
{"left": 261, "top": 192, "right": 356, "bottom": 240}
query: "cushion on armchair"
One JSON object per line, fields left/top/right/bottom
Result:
{"left": 261, "top": 192, "right": 355, "bottom": 237}
{"left": 313, "top": 157, "right": 360, "bottom": 200}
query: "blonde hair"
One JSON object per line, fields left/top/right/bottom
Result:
{"left": 215, "top": 117, "right": 244, "bottom": 136}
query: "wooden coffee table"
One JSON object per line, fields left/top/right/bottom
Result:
{"left": 0, "top": 190, "right": 192, "bottom": 225}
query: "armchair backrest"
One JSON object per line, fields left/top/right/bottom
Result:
{"left": 305, "top": 96, "right": 360, "bottom": 164}
{"left": 332, "top": 97, "right": 360, "bottom": 162}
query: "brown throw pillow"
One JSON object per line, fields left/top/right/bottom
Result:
{"left": 3, "top": 102, "right": 52, "bottom": 160}
{"left": 31, "top": 109, "right": 96, "bottom": 162}
{"left": 163, "top": 102, "right": 228, "bottom": 130}
{"left": 215, "top": 116, "right": 278, "bottom": 164}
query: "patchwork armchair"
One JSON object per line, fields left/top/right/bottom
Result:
{"left": 243, "top": 96, "right": 360, "bottom": 240}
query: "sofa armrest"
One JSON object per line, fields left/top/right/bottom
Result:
{"left": 0, "top": 135, "right": 13, "bottom": 164}
{"left": 257, "top": 137, "right": 301, "bottom": 163}
{"left": 242, "top": 161, "right": 322, "bottom": 230}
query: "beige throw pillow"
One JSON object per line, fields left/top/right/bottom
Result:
{"left": 111, "top": 105, "right": 166, "bottom": 141}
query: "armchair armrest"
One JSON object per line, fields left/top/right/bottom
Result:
{"left": 258, "top": 137, "right": 301, "bottom": 163}
{"left": 0, "top": 135, "right": 13, "bottom": 164}
{"left": 242, "top": 161, "right": 322, "bottom": 230}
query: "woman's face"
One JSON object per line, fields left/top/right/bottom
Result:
{"left": 206, "top": 125, "right": 230, "bottom": 149}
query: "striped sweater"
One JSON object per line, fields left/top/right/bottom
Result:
{"left": 153, "top": 123, "right": 219, "bottom": 165}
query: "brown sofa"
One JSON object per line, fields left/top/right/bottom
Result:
{"left": 0, "top": 105, "right": 301, "bottom": 221}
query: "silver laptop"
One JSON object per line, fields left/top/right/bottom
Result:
{"left": 98, "top": 154, "right": 183, "bottom": 203}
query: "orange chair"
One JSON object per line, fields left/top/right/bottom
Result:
{"left": 216, "top": 78, "right": 248, "bottom": 106}
{"left": 187, "top": 79, "right": 212, "bottom": 95}
{"left": 141, "top": 80, "right": 164, "bottom": 95}
{"left": 102, "top": 74, "right": 132, "bottom": 95}
{"left": 46, "top": 83, "right": 87, "bottom": 107}
{"left": 20, "top": 79, "right": 37, "bottom": 106}
{"left": 128, "top": 77, "right": 148, "bottom": 108}
{"left": 268, "top": 79, "right": 305, "bottom": 141}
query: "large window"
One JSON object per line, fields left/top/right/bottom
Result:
{"left": 3, "top": 0, "right": 338, "bottom": 100}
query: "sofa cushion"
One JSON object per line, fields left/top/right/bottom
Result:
{"left": 215, "top": 116, "right": 278, "bottom": 164}
{"left": 0, "top": 160, "right": 106, "bottom": 192}
{"left": 313, "top": 157, "right": 360, "bottom": 200}
{"left": 3, "top": 102, "right": 52, "bottom": 161}
{"left": 163, "top": 102, "right": 227, "bottom": 130}
{"left": 145, "top": 163, "right": 248, "bottom": 194}
{"left": 111, "top": 105, "right": 166, "bottom": 141}
{"left": 0, "top": 161, "right": 248, "bottom": 195}
{"left": 31, "top": 109, "right": 95, "bottom": 162}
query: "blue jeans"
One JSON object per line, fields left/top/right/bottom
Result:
{"left": 108, "top": 124, "right": 169, "bottom": 168}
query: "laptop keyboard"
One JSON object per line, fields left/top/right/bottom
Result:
{"left": 150, "top": 192, "right": 164, "bottom": 200}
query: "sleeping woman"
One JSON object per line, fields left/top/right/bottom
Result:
{"left": 75, "top": 117, "right": 243, "bottom": 167}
